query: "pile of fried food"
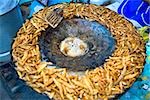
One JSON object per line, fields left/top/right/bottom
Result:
{"left": 12, "top": 3, "right": 145, "bottom": 100}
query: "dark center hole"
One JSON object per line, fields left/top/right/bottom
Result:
{"left": 39, "top": 18, "right": 116, "bottom": 71}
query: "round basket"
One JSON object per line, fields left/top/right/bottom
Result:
{"left": 12, "top": 3, "right": 145, "bottom": 100}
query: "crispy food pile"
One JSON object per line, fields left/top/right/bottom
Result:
{"left": 12, "top": 3, "right": 145, "bottom": 100}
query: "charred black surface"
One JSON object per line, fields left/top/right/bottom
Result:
{"left": 39, "top": 18, "right": 116, "bottom": 71}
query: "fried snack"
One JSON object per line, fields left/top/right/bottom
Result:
{"left": 12, "top": 3, "right": 145, "bottom": 100}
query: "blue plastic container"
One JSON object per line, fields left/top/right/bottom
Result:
{"left": 0, "top": 0, "right": 23, "bottom": 63}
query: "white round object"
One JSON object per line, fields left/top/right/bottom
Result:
{"left": 60, "top": 37, "right": 89, "bottom": 57}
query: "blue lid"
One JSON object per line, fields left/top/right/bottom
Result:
{"left": 0, "top": 0, "right": 19, "bottom": 15}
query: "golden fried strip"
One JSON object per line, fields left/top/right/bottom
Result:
{"left": 12, "top": 3, "right": 145, "bottom": 100}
